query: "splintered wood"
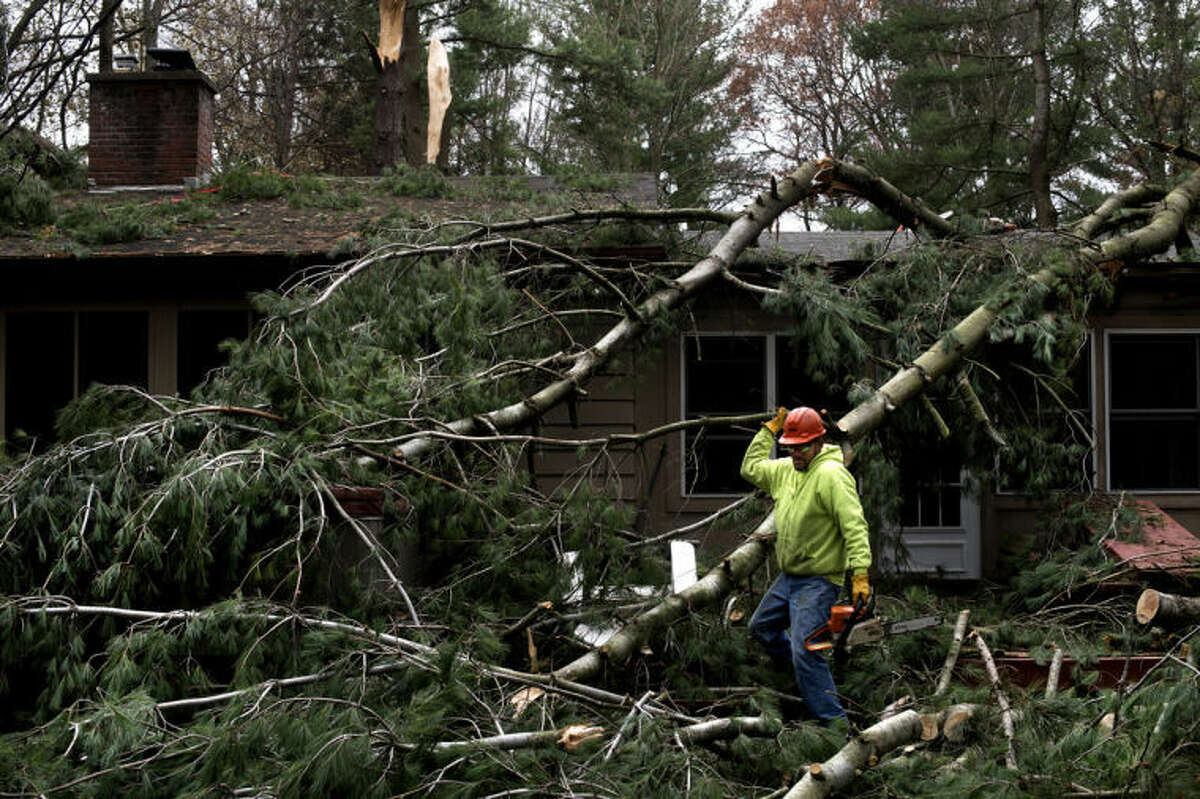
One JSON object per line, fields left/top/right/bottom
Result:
{"left": 427, "top": 38, "right": 451, "bottom": 164}
{"left": 377, "top": 0, "right": 406, "bottom": 66}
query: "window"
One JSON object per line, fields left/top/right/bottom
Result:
{"left": 681, "top": 334, "right": 836, "bottom": 495}
{"left": 1108, "top": 332, "right": 1200, "bottom": 490}
{"left": 4, "top": 312, "right": 75, "bottom": 446}
{"left": 177, "top": 310, "right": 251, "bottom": 396}
{"left": 993, "top": 335, "right": 1095, "bottom": 494}
{"left": 683, "top": 335, "right": 765, "bottom": 494}
{"left": 4, "top": 311, "right": 149, "bottom": 449}
{"left": 79, "top": 311, "right": 149, "bottom": 391}
{"left": 900, "top": 461, "right": 963, "bottom": 528}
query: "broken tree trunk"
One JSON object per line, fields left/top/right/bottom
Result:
{"left": 782, "top": 710, "right": 924, "bottom": 799}
{"left": 674, "top": 715, "right": 781, "bottom": 745}
{"left": 426, "top": 38, "right": 451, "bottom": 164}
{"left": 1046, "top": 645, "right": 1065, "bottom": 699}
{"left": 368, "top": 0, "right": 424, "bottom": 170}
{"left": 1136, "top": 589, "right": 1200, "bottom": 626}
{"left": 375, "top": 0, "right": 405, "bottom": 67}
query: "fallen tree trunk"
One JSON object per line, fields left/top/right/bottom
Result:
{"left": 394, "top": 160, "right": 826, "bottom": 462}
{"left": 1136, "top": 589, "right": 1200, "bottom": 626}
{"left": 674, "top": 715, "right": 781, "bottom": 745}
{"left": 934, "top": 609, "right": 971, "bottom": 697}
{"left": 782, "top": 710, "right": 924, "bottom": 799}
{"left": 550, "top": 516, "right": 774, "bottom": 682}
{"left": 972, "top": 630, "right": 1017, "bottom": 769}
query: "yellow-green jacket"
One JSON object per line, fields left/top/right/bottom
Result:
{"left": 740, "top": 427, "right": 872, "bottom": 584}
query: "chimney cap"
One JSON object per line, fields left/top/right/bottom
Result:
{"left": 146, "top": 47, "right": 197, "bottom": 71}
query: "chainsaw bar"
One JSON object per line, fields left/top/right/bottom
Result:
{"left": 843, "top": 614, "right": 943, "bottom": 650}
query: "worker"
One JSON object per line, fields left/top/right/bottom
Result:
{"left": 740, "top": 406, "right": 872, "bottom": 725}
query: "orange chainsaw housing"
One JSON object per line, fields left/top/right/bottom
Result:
{"left": 804, "top": 605, "right": 858, "bottom": 652}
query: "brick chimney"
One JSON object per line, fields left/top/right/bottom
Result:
{"left": 87, "top": 66, "right": 215, "bottom": 188}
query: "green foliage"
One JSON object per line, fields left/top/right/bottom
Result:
{"left": 541, "top": 0, "right": 746, "bottom": 207}
{"left": 376, "top": 163, "right": 454, "bottom": 198}
{"left": 440, "top": 0, "right": 534, "bottom": 174}
{"left": 851, "top": 0, "right": 1102, "bottom": 222}
{"left": 0, "top": 130, "right": 80, "bottom": 231}
{"left": 818, "top": 203, "right": 905, "bottom": 231}
{"left": 0, "top": 170, "right": 55, "bottom": 231}
{"left": 764, "top": 264, "right": 879, "bottom": 387}
{"left": 217, "top": 164, "right": 363, "bottom": 209}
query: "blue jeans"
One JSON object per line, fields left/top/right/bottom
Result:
{"left": 748, "top": 573, "right": 845, "bottom": 723}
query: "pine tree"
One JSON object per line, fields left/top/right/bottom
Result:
{"left": 849, "top": 0, "right": 1101, "bottom": 224}
{"left": 540, "top": 0, "right": 746, "bottom": 206}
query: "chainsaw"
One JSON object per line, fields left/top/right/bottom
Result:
{"left": 803, "top": 586, "right": 942, "bottom": 663}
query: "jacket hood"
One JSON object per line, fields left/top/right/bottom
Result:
{"left": 805, "top": 443, "right": 844, "bottom": 471}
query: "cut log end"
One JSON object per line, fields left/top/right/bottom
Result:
{"left": 920, "top": 713, "right": 940, "bottom": 741}
{"left": 1136, "top": 589, "right": 1160, "bottom": 625}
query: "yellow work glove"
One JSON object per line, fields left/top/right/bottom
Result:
{"left": 764, "top": 406, "right": 788, "bottom": 435}
{"left": 851, "top": 573, "right": 871, "bottom": 605}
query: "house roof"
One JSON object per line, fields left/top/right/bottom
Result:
{"left": 0, "top": 174, "right": 660, "bottom": 262}
{"left": 750, "top": 229, "right": 920, "bottom": 262}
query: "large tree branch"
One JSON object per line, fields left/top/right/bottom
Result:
{"left": 392, "top": 161, "right": 827, "bottom": 462}
{"left": 782, "top": 710, "right": 924, "bottom": 798}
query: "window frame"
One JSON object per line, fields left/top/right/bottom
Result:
{"left": 679, "top": 331, "right": 777, "bottom": 498}
{"left": 993, "top": 332, "right": 1098, "bottom": 496}
{"left": 1104, "top": 328, "right": 1200, "bottom": 493}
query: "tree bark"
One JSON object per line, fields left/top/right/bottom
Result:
{"left": 1046, "top": 645, "right": 1064, "bottom": 699}
{"left": 675, "top": 715, "right": 781, "bottom": 745}
{"left": 1136, "top": 589, "right": 1200, "bottom": 626}
{"left": 140, "top": 0, "right": 166, "bottom": 54}
{"left": 271, "top": 0, "right": 305, "bottom": 169}
{"left": 372, "top": 2, "right": 424, "bottom": 171}
{"left": 972, "top": 630, "right": 1017, "bottom": 769}
{"left": 98, "top": 0, "right": 122, "bottom": 73}
{"left": 782, "top": 710, "right": 923, "bottom": 798}
{"left": 1029, "top": 0, "right": 1056, "bottom": 229}
{"left": 934, "top": 609, "right": 970, "bottom": 696}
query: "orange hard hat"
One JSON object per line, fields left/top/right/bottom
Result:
{"left": 778, "top": 406, "right": 825, "bottom": 445}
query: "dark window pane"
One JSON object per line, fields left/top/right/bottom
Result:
{"left": 918, "top": 488, "right": 940, "bottom": 526}
{"left": 684, "top": 336, "right": 765, "bottom": 413}
{"left": 78, "top": 312, "right": 148, "bottom": 391}
{"left": 178, "top": 310, "right": 249, "bottom": 395}
{"left": 684, "top": 336, "right": 766, "bottom": 494}
{"left": 776, "top": 337, "right": 839, "bottom": 412}
{"left": 684, "top": 432, "right": 752, "bottom": 494}
{"left": 1110, "top": 417, "right": 1200, "bottom": 489}
{"left": 5, "top": 312, "right": 74, "bottom": 447}
{"left": 1110, "top": 336, "right": 1196, "bottom": 409}
{"left": 940, "top": 486, "right": 961, "bottom": 527}
{"left": 899, "top": 448, "right": 964, "bottom": 528}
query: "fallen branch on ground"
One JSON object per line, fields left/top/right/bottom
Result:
{"left": 782, "top": 710, "right": 924, "bottom": 799}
